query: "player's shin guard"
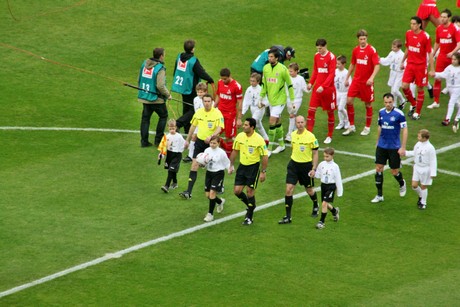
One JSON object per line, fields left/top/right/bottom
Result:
{"left": 307, "top": 107, "right": 317, "bottom": 132}
{"left": 420, "top": 188, "right": 428, "bottom": 205}
{"left": 327, "top": 110, "right": 335, "bottom": 137}
{"left": 403, "top": 87, "right": 416, "bottom": 106}
{"left": 225, "top": 140, "right": 233, "bottom": 157}
{"left": 187, "top": 170, "right": 197, "bottom": 194}
{"left": 416, "top": 89, "right": 425, "bottom": 114}
{"left": 393, "top": 172, "right": 404, "bottom": 186}
{"left": 320, "top": 212, "right": 327, "bottom": 223}
{"left": 236, "top": 192, "right": 249, "bottom": 206}
{"left": 247, "top": 196, "right": 256, "bottom": 220}
{"left": 346, "top": 103, "right": 355, "bottom": 126}
{"left": 412, "top": 185, "right": 422, "bottom": 197}
{"left": 309, "top": 192, "right": 318, "bottom": 209}
{"left": 375, "top": 172, "right": 383, "bottom": 196}
{"left": 365, "top": 105, "right": 373, "bottom": 128}
{"left": 275, "top": 124, "right": 284, "bottom": 147}
{"left": 285, "top": 195, "right": 293, "bottom": 218}
{"left": 268, "top": 126, "right": 276, "bottom": 151}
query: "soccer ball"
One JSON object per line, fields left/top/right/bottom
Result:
{"left": 195, "top": 152, "right": 210, "bottom": 167}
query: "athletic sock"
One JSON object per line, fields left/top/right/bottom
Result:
{"left": 416, "top": 90, "right": 425, "bottom": 114}
{"left": 237, "top": 192, "right": 249, "bottom": 206}
{"left": 247, "top": 196, "right": 256, "bottom": 220}
{"left": 285, "top": 195, "right": 293, "bottom": 218}
{"left": 215, "top": 197, "right": 222, "bottom": 205}
{"left": 346, "top": 103, "right": 355, "bottom": 126}
{"left": 209, "top": 198, "right": 216, "bottom": 214}
{"left": 268, "top": 127, "right": 276, "bottom": 151}
{"left": 365, "top": 105, "right": 373, "bottom": 127}
{"left": 375, "top": 172, "right": 383, "bottom": 196}
{"left": 320, "top": 212, "right": 327, "bottom": 223}
{"left": 393, "top": 172, "right": 404, "bottom": 187}
{"left": 186, "top": 170, "right": 197, "bottom": 194}
{"left": 275, "top": 125, "right": 285, "bottom": 147}
{"left": 403, "top": 87, "right": 416, "bottom": 106}
{"left": 330, "top": 207, "right": 337, "bottom": 215}
{"left": 420, "top": 188, "right": 428, "bottom": 205}
{"left": 310, "top": 192, "right": 318, "bottom": 209}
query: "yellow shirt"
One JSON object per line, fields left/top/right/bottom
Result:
{"left": 290, "top": 129, "right": 319, "bottom": 163}
{"left": 233, "top": 131, "right": 268, "bottom": 165}
{"left": 191, "top": 107, "right": 225, "bottom": 140}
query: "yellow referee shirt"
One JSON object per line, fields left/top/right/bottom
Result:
{"left": 191, "top": 107, "right": 225, "bottom": 141}
{"left": 290, "top": 129, "right": 319, "bottom": 163}
{"left": 233, "top": 131, "right": 268, "bottom": 165}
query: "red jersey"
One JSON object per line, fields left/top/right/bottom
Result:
{"left": 350, "top": 44, "right": 379, "bottom": 83}
{"left": 436, "top": 23, "right": 460, "bottom": 55}
{"left": 309, "top": 51, "right": 336, "bottom": 89}
{"left": 216, "top": 79, "right": 243, "bottom": 114}
{"left": 405, "top": 29, "right": 432, "bottom": 65}
{"left": 421, "top": 0, "right": 436, "bottom": 5}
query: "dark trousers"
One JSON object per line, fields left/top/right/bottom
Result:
{"left": 140, "top": 103, "right": 168, "bottom": 145}
{"left": 176, "top": 93, "right": 195, "bottom": 133}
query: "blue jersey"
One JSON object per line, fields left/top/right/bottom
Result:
{"left": 377, "top": 107, "right": 407, "bottom": 149}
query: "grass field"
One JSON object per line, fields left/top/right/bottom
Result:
{"left": 1, "top": 0, "right": 460, "bottom": 305}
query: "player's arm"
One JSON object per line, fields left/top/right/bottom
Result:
{"left": 398, "top": 124, "right": 408, "bottom": 156}
{"left": 345, "top": 63, "right": 354, "bottom": 87}
{"left": 228, "top": 148, "right": 239, "bottom": 174}
{"left": 376, "top": 125, "right": 382, "bottom": 147}
{"left": 185, "top": 124, "right": 197, "bottom": 148}
{"left": 308, "top": 148, "right": 319, "bottom": 177}
{"left": 400, "top": 49, "right": 408, "bottom": 70}
{"left": 259, "top": 153, "right": 269, "bottom": 183}
{"left": 367, "top": 59, "right": 380, "bottom": 85}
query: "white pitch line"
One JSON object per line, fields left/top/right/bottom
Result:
{"left": 0, "top": 129, "right": 459, "bottom": 298}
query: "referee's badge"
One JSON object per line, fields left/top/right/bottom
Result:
{"left": 208, "top": 122, "right": 213, "bottom": 129}
{"left": 248, "top": 146, "right": 254, "bottom": 154}
{"left": 300, "top": 146, "right": 305, "bottom": 152}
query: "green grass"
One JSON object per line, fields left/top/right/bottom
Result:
{"left": 1, "top": 0, "right": 460, "bottom": 305}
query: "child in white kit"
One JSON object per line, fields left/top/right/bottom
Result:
{"left": 380, "top": 39, "right": 406, "bottom": 109}
{"left": 285, "top": 62, "right": 309, "bottom": 142}
{"left": 335, "top": 55, "right": 351, "bottom": 130}
{"left": 158, "top": 119, "right": 186, "bottom": 193}
{"left": 432, "top": 53, "right": 460, "bottom": 128}
{"left": 202, "top": 135, "right": 231, "bottom": 222}
{"left": 404, "top": 129, "right": 437, "bottom": 210}
{"left": 183, "top": 82, "right": 208, "bottom": 163}
{"left": 242, "top": 73, "right": 269, "bottom": 143}
{"left": 314, "top": 147, "right": 343, "bottom": 229}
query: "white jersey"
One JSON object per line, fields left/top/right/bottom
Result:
{"left": 286, "top": 75, "right": 308, "bottom": 104}
{"left": 405, "top": 140, "right": 437, "bottom": 177}
{"left": 334, "top": 68, "right": 351, "bottom": 94}
{"left": 242, "top": 84, "right": 262, "bottom": 114}
{"left": 434, "top": 65, "right": 460, "bottom": 89}
{"left": 315, "top": 159, "right": 343, "bottom": 197}
{"left": 380, "top": 50, "right": 405, "bottom": 73}
{"left": 193, "top": 96, "right": 204, "bottom": 112}
{"left": 204, "top": 147, "right": 230, "bottom": 172}
{"left": 165, "top": 132, "right": 185, "bottom": 153}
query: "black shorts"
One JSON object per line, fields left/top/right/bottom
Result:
{"left": 286, "top": 160, "right": 314, "bottom": 188}
{"left": 375, "top": 146, "right": 401, "bottom": 169}
{"left": 204, "top": 170, "right": 225, "bottom": 192}
{"left": 193, "top": 138, "right": 209, "bottom": 158}
{"left": 320, "top": 183, "right": 336, "bottom": 203}
{"left": 165, "top": 151, "right": 182, "bottom": 173}
{"left": 234, "top": 162, "right": 260, "bottom": 189}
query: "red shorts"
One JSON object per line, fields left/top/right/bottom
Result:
{"left": 435, "top": 55, "right": 452, "bottom": 72}
{"left": 416, "top": 4, "right": 440, "bottom": 20}
{"left": 402, "top": 64, "right": 428, "bottom": 87}
{"left": 221, "top": 111, "right": 237, "bottom": 139}
{"left": 347, "top": 81, "right": 375, "bottom": 103}
{"left": 309, "top": 86, "right": 336, "bottom": 111}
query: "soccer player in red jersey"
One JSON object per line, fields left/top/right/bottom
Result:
{"left": 215, "top": 68, "right": 243, "bottom": 156}
{"left": 416, "top": 0, "right": 441, "bottom": 30}
{"left": 307, "top": 38, "right": 337, "bottom": 144}
{"left": 401, "top": 16, "right": 434, "bottom": 120}
{"left": 342, "top": 29, "right": 380, "bottom": 137}
{"left": 427, "top": 9, "right": 460, "bottom": 109}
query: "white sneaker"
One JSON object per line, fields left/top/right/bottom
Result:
{"left": 284, "top": 134, "right": 291, "bottom": 142}
{"left": 360, "top": 127, "right": 371, "bottom": 136}
{"left": 272, "top": 145, "right": 286, "bottom": 154}
{"left": 453, "top": 120, "right": 459, "bottom": 133}
{"left": 335, "top": 123, "right": 345, "bottom": 130}
{"left": 216, "top": 198, "right": 225, "bottom": 213}
{"left": 342, "top": 126, "right": 356, "bottom": 136}
{"left": 371, "top": 195, "right": 384, "bottom": 203}
{"left": 399, "top": 180, "right": 407, "bottom": 197}
{"left": 203, "top": 213, "right": 214, "bottom": 222}
{"left": 441, "top": 88, "right": 449, "bottom": 95}
{"left": 333, "top": 207, "right": 340, "bottom": 222}
{"left": 323, "top": 136, "right": 332, "bottom": 144}
{"left": 427, "top": 102, "right": 440, "bottom": 109}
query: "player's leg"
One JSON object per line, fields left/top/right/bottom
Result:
{"left": 140, "top": 103, "right": 154, "bottom": 147}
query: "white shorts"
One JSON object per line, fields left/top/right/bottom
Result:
{"left": 269, "top": 104, "right": 286, "bottom": 118}
{"left": 250, "top": 105, "right": 265, "bottom": 121}
{"left": 287, "top": 99, "right": 302, "bottom": 115}
{"left": 412, "top": 165, "right": 433, "bottom": 186}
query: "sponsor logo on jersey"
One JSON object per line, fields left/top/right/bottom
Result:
{"left": 219, "top": 93, "right": 233, "bottom": 100}
{"left": 357, "top": 59, "right": 368, "bottom": 65}
{"left": 142, "top": 67, "right": 153, "bottom": 78}
{"left": 177, "top": 60, "right": 188, "bottom": 72}
{"left": 409, "top": 46, "right": 421, "bottom": 53}
{"left": 440, "top": 38, "right": 453, "bottom": 44}
{"left": 267, "top": 77, "right": 278, "bottom": 83}
{"left": 318, "top": 68, "right": 329, "bottom": 73}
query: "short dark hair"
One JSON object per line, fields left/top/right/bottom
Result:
{"left": 220, "top": 68, "right": 231, "bottom": 77}
{"left": 153, "top": 48, "right": 164, "bottom": 59}
{"left": 383, "top": 92, "right": 394, "bottom": 100}
{"left": 202, "top": 93, "right": 213, "bottom": 101}
{"left": 452, "top": 15, "right": 460, "bottom": 23}
{"left": 184, "top": 39, "right": 195, "bottom": 53}
{"left": 315, "top": 38, "right": 327, "bottom": 47}
{"left": 337, "top": 55, "right": 347, "bottom": 64}
{"left": 441, "top": 9, "right": 452, "bottom": 18}
{"left": 356, "top": 29, "right": 368, "bottom": 38}
{"left": 411, "top": 16, "right": 423, "bottom": 29}
{"left": 246, "top": 117, "right": 256, "bottom": 129}
{"left": 268, "top": 47, "right": 280, "bottom": 59}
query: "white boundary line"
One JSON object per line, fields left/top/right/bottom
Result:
{"left": 1, "top": 128, "right": 459, "bottom": 298}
